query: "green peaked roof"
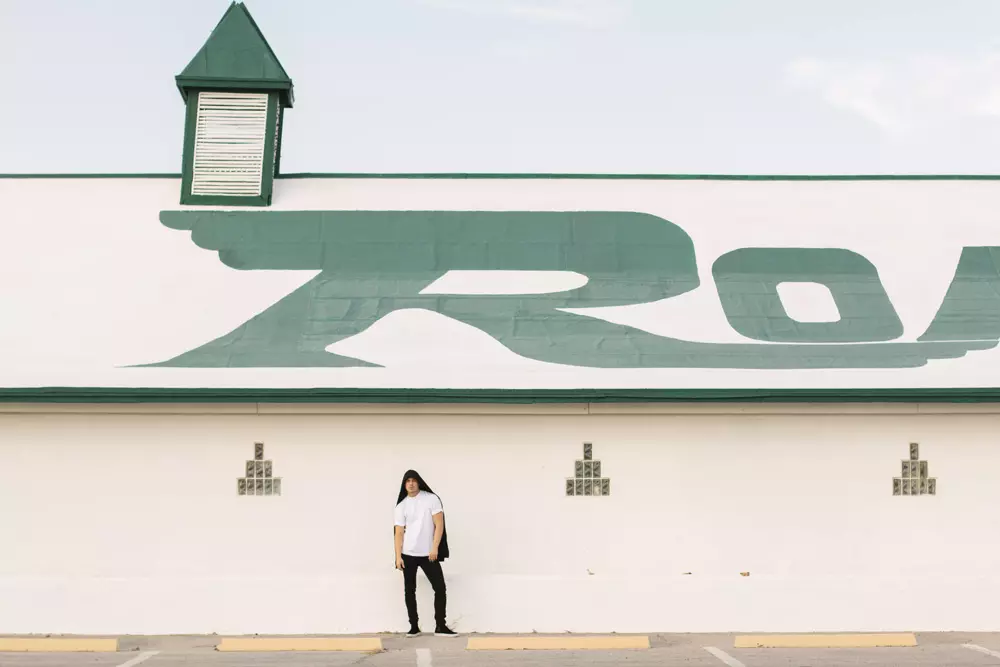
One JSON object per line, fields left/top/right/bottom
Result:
{"left": 176, "top": 2, "right": 294, "bottom": 107}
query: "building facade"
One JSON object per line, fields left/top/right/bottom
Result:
{"left": 1, "top": 2, "right": 999, "bottom": 635}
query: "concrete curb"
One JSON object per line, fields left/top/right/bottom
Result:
{"left": 466, "top": 635, "right": 650, "bottom": 650}
{"left": 0, "top": 638, "right": 119, "bottom": 652}
{"left": 216, "top": 637, "right": 383, "bottom": 652}
{"left": 734, "top": 633, "right": 918, "bottom": 648}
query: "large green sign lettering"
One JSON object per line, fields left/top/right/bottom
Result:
{"left": 713, "top": 248, "right": 903, "bottom": 343}
{"left": 153, "top": 211, "right": 999, "bottom": 369}
{"left": 917, "top": 246, "right": 1000, "bottom": 342}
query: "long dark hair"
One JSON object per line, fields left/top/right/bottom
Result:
{"left": 397, "top": 469, "right": 437, "bottom": 504}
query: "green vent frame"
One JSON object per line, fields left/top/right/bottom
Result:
{"left": 179, "top": 91, "right": 280, "bottom": 206}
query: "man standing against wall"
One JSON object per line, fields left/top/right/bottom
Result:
{"left": 394, "top": 470, "right": 458, "bottom": 637}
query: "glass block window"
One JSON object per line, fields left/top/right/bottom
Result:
{"left": 893, "top": 442, "right": 936, "bottom": 496}
{"left": 566, "top": 442, "right": 610, "bottom": 496}
{"left": 238, "top": 441, "right": 282, "bottom": 496}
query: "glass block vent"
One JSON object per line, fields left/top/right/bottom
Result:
{"left": 893, "top": 442, "right": 936, "bottom": 496}
{"left": 238, "top": 441, "right": 282, "bottom": 496}
{"left": 566, "top": 442, "right": 610, "bottom": 496}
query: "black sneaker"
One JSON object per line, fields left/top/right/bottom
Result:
{"left": 406, "top": 626, "right": 421, "bottom": 637}
{"left": 434, "top": 626, "right": 459, "bottom": 637}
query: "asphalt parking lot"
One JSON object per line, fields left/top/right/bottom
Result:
{"left": 1, "top": 633, "right": 999, "bottom": 667}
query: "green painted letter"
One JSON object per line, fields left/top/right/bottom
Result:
{"left": 713, "top": 248, "right": 903, "bottom": 343}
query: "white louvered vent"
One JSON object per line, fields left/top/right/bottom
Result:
{"left": 191, "top": 92, "right": 268, "bottom": 197}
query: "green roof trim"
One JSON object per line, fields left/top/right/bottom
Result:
{"left": 176, "top": 2, "right": 293, "bottom": 107}
{"left": 276, "top": 173, "right": 1000, "bottom": 181}
{"left": 4, "top": 388, "right": 1000, "bottom": 403}
{"left": 3, "top": 173, "right": 1000, "bottom": 180}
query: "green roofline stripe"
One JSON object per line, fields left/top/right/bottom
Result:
{"left": 0, "top": 174, "right": 181, "bottom": 179}
{"left": 3, "top": 173, "right": 1000, "bottom": 180}
{"left": 277, "top": 173, "right": 1000, "bottom": 181}
{"left": 3, "top": 388, "right": 1000, "bottom": 403}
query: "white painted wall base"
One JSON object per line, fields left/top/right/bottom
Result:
{"left": 1, "top": 408, "right": 997, "bottom": 633}
{"left": 0, "top": 574, "right": 996, "bottom": 634}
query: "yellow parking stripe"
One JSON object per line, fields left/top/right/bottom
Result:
{"left": 216, "top": 637, "right": 382, "bottom": 652}
{"left": 735, "top": 633, "right": 917, "bottom": 648}
{"left": 0, "top": 638, "right": 119, "bottom": 652}
{"left": 467, "top": 635, "right": 650, "bottom": 650}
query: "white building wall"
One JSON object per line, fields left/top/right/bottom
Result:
{"left": 0, "top": 404, "right": 998, "bottom": 634}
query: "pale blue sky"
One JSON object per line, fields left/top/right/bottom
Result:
{"left": 3, "top": 0, "right": 1000, "bottom": 174}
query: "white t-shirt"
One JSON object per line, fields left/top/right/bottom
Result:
{"left": 394, "top": 490, "right": 443, "bottom": 557}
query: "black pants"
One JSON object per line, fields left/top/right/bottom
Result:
{"left": 401, "top": 554, "right": 447, "bottom": 628}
